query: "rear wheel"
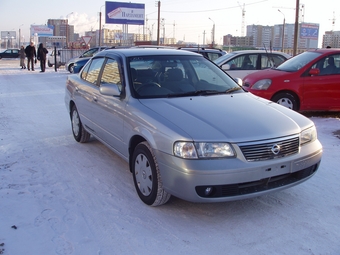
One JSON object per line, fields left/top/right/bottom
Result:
{"left": 272, "top": 92, "right": 298, "bottom": 111}
{"left": 132, "top": 142, "right": 171, "bottom": 206}
{"left": 70, "top": 105, "right": 90, "bottom": 143}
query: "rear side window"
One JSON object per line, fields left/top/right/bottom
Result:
{"left": 81, "top": 58, "right": 105, "bottom": 85}
{"left": 261, "top": 54, "right": 287, "bottom": 69}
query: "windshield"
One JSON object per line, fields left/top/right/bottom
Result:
{"left": 129, "top": 55, "right": 242, "bottom": 98}
{"left": 213, "top": 52, "right": 237, "bottom": 65}
{"left": 276, "top": 51, "right": 322, "bottom": 72}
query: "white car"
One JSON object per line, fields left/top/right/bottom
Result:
{"left": 214, "top": 50, "right": 291, "bottom": 79}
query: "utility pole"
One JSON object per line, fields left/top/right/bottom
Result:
{"left": 293, "top": 0, "right": 299, "bottom": 56}
{"left": 156, "top": 1, "right": 160, "bottom": 45}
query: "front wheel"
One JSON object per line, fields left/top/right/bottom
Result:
{"left": 272, "top": 92, "right": 298, "bottom": 111}
{"left": 132, "top": 142, "right": 171, "bottom": 206}
{"left": 69, "top": 64, "right": 74, "bottom": 73}
{"left": 70, "top": 105, "right": 90, "bottom": 143}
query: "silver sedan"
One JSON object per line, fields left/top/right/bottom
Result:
{"left": 65, "top": 48, "right": 322, "bottom": 206}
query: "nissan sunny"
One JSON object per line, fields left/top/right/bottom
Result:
{"left": 65, "top": 48, "right": 322, "bottom": 206}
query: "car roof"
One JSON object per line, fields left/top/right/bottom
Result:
{"left": 96, "top": 48, "right": 203, "bottom": 58}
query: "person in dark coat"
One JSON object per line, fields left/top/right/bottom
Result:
{"left": 25, "top": 41, "right": 36, "bottom": 71}
{"left": 37, "top": 43, "right": 48, "bottom": 72}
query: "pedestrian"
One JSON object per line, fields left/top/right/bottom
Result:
{"left": 25, "top": 41, "right": 36, "bottom": 71}
{"left": 19, "top": 45, "right": 26, "bottom": 69}
{"left": 37, "top": 43, "right": 48, "bottom": 72}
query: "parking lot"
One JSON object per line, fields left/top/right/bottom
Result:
{"left": 0, "top": 59, "right": 339, "bottom": 255}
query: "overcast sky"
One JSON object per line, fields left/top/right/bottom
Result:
{"left": 1, "top": 0, "right": 340, "bottom": 46}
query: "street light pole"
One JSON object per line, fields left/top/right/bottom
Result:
{"left": 99, "top": 5, "right": 105, "bottom": 47}
{"left": 19, "top": 24, "right": 24, "bottom": 47}
{"left": 209, "top": 17, "right": 215, "bottom": 47}
{"left": 278, "top": 9, "right": 285, "bottom": 52}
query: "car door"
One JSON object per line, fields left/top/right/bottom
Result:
{"left": 76, "top": 57, "right": 106, "bottom": 136}
{"left": 301, "top": 54, "right": 340, "bottom": 110}
{"left": 223, "top": 53, "right": 259, "bottom": 79}
{"left": 93, "top": 57, "right": 126, "bottom": 154}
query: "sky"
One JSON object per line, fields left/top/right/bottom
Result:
{"left": 0, "top": 59, "right": 339, "bottom": 254}
{"left": 1, "top": 0, "right": 340, "bottom": 46}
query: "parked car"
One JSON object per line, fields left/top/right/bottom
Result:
{"left": 242, "top": 48, "right": 340, "bottom": 112}
{"left": 0, "top": 48, "right": 20, "bottom": 59}
{"left": 72, "top": 57, "right": 90, "bottom": 73}
{"left": 65, "top": 46, "right": 109, "bottom": 73}
{"left": 65, "top": 48, "right": 322, "bottom": 206}
{"left": 47, "top": 49, "right": 62, "bottom": 68}
{"left": 214, "top": 50, "right": 291, "bottom": 79}
{"left": 178, "top": 47, "right": 227, "bottom": 61}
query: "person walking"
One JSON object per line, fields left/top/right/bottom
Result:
{"left": 25, "top": 41, "right": 36, "bottom": 71}
{"left": 37, "top": 43, "right": 48, "bottom": 72}
{"left": 19, "top": 45, "right": 26, "bottom": 69}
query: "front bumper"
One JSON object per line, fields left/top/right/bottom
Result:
{"left": 156, "top": 139, "right": 322, "bottom": 203}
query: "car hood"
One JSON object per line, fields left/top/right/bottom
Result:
{"left": 140, "top": 93, "right": 312, "bottom": 143}
{"left": 244, "top": 68, "right": 292, "bottom": 81}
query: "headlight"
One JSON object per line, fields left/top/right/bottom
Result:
{"left": 251, "top": 79, "right": 272, "bottom": 90}
{"left": 300, "top": 126, "right": 317, "bottom": 145}
{"left": 174, "top": 142, "right": 235, "bottom": 159}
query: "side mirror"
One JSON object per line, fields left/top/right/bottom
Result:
{"left": 234, "top": 77, "right": 243, "bottom": 86}
{"left": 309, "top": 68, "right": 320, "bottom": 76}
{"left": 100, "top": 84, "right": 121, "bottom": 97}
{"left": 221, "top": 64, "right": 230, "bottom": 70}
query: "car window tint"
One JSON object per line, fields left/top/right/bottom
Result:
{"left": 83, "top": 58, "right": 105, "bottom": 85}
{"left": 101, "top": 58, "right": 122, "bottom": 90}
{"left": 314, "top": 54, "right": 340, "bottom": 75}
{"left": 206, "top": 52, "right": 221, "bottom": 61}
{"left": 261, "top": 54, "right": 287, "bottom": 69}
{"left": 227, "top": 54, "right": 257, "bottom": 70}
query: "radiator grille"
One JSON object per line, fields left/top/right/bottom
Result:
{"left": 239, "top": 136, "right": 300, "bottom": 161}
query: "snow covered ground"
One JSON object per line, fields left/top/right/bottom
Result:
{"left": 0, "top": 59, "right": 339, "bottom": 255}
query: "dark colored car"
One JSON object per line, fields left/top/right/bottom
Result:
{"left": 73, "top": 57, "right": 90, "bottom": 73}
{"left": 0, "top": 48, "right": 20, "bottom": 59}
{"left": 65, "top": 47, "right": 109, "bottom": 73}
{"left": 178, "top": 47, "right": 227, "bottom": 61}
{"left": 243, "top": 48, "right": 340, "bottom": 112}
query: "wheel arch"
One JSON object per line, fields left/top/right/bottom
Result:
{"left": 271, "top": 90, "right": 301, "bottom": 111}
{"left": 128, "top": 135, "right": 146, "bottom": 173}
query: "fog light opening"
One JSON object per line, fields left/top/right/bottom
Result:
{"left": 205, "top": 187, "right": 213, "bottom": 196}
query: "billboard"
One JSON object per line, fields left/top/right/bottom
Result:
{"left": 300, "top": 23, "right": 319, "bottom": 39}
{"left": 30, "top": 25, "right": 54, "bottom": 37}
{"left": 105, "top": 1, "right": 145, "bottom": 25}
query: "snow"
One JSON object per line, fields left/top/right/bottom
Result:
{"left": 0, "top": 59, "right": 340, "bottom": 255}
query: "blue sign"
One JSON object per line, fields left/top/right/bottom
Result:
{"left": 105, "top": 1, "right": 145, "bottom": 25}
{"left": 300, "top": 23, "right": 319, "bottom": 39}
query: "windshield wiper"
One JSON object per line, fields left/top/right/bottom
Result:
{"left": 225, "top": 87, "right": 242, "bottom": 94}
{"left": 167, "top": 90, "right": 222, "bottom": 98}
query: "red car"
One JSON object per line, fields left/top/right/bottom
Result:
{"left": 242, "top": 49, "right": 340, "bottom": 112}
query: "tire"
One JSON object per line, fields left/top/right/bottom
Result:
{"left": 132, "top": 142, "right": 171, "bottom": 206}
{"left": 272, "top": 92, "right": 298, "bottom": 111}
{"left": 48, "top": 61, "right": 53, "bottom": 67}
{"left": 69, "top": 64, "right": 74, "bottom": 73}
{"left": 70, "top": 105, "right": 90, "bottom": 143}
